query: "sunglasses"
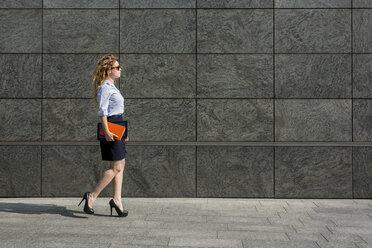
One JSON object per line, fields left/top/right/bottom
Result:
{"left": 111, "top": 66, "right": 121, "bottom": 70}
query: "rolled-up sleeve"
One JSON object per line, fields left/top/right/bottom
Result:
{"left": 97, "top": 85, "right": 110, "bottom": 116}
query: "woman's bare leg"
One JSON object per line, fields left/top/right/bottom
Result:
{"left": 113, "top": 159, "right": 125, "bottom": 210}
{"left": 88, "top": 159, "right": 124, "bottom": 208}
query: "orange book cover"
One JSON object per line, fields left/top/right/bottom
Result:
{"left": 99, "top": 122, "right": 126, "bottom": 141}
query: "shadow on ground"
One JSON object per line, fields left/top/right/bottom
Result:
{"left": 0, "top": 202, "right": 94, "bottom": 218}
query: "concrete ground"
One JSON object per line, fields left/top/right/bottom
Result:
{"left": 0, "top": 198, "right": 372, "bottom": 248}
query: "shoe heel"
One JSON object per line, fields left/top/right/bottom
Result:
{"left": 109, "top": 199, "right": 128, "bottom": 217}
{"left": 78, "top": 192, "right": 94, "bottom": 215}
{"left": 78, "top": 196, "right": 84, "bottom": 206}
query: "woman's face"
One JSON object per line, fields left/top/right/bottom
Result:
{"left": 109, "top": 60, "right": 121, "bottom": 79}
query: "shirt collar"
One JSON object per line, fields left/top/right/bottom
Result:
{"left": 103, "top": 80, "right": 116, "bottom": 87}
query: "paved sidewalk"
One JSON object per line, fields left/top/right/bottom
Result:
{"left": 0, "top": 198, "right": 372, "bottom": 248}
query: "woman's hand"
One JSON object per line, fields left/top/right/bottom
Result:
{"left": 125, "top": 136, "right": 128, "bottom": 142}
{"left": 105, "top": 131, "right": 118, "bottom": 142}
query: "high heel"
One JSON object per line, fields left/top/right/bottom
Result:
{"left": 109, "top": 199, "right": 128, "bottom": 217}
{"left": 78, "top": 192, "right": 94, "bottom": 215}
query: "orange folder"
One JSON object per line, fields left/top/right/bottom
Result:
{"left": 99, "top": 122, "right": 126, "bottom": 141}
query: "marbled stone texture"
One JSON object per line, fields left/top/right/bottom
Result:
{"left": 123, "top": 145, "right": 196, "bottom": 197}
{"left": 275, "top": 99, "right": 352, "bottom": 141}
{"left": 275, "top": 9, "right": 351, "bottom": 53}
{"left": 197, "top": 54, "right": 273, "bottom": 98}
{"left": 120, "top": 54, "right": 196, "bottom": 98}
{"left": 353, "top": 147, "right": 372, "bottom": 198}
{"left": 0, "top": 54, "right": 41, "bottom": 98}
{"left": 353, "top": 55, "right": 372, "bottom": 98}
{"left": 197, "top": 99, "right": 273, "bottom": 141}
{"left": 197, "top": 9, "right": 273, "bottom": 53}
{"left": 275, "top": 54, "right": 351, "bottom": 98}
{"left": 197, "top": 146, "right": 274, "bottom": 197}
{"left": 0, "top": 0, "right": 41, "bottom": 8}
{"left": 1, "top": 0, "right": 369, "bottom": 199}
{"left": 0, "top": 146, "right": 41, "bottom": 197}
{"left": 43, "top": 54, "right": 105, "bottom": 98}
{"left": 42, "top": 99, "right": 98, "bottom": 141}
{"left": 275, "top": 0, "right": 351, "bottom": 8}
{"left": 0, "top": 100, "right": 41, "bottom": 141}
{"left": 275, "top": 147, "right": 352, "bottom": 198}
{"left": 124, "top": 99, "right": 196, "bottom": 141}
{"left": 120, "top": 9, "right": 195, "bottom": 53}
{"left": 43, "top": 9, "right": 119, "bottom": 53}
{"left": 198, "top": 0, "right": 272, "bottom": 8}
{"left": 43, "top": 0, "right": 118, "bottom": 8}
{"left": 42, "top": 146, "right": 110, "bottom": 196}
{"left": 0, "top": 10, "right": 42, "bottom": 53}
{"left": 120, "top": 0, "right": 195, "bottom": 8}
{"left": 353, "top": 9, "right": 372, "bottom": 53}
{"left": 354, "top": 0, "right": 372, "bottom": 7}
{"left": 353, "top": 100, "right": 372, "bottom": 141}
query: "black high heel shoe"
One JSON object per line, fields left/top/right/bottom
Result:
{"left": 78, "top": 192, "right": 94, "bottom": 215}
{"left": 109, "top": 199, "right": 128, "bottom": 217}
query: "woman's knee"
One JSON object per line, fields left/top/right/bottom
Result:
{"left": 111, "top": 159, "right": 125, "bottom": 174}
{"left": 112, "top": 165, "right": 123, "bottom": 174}
{"left": 120, "top": 158, "right": 125, "bottom": 171}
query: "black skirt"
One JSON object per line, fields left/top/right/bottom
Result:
{"left": 99, "top": 114, "right": 127, "bottom": 161}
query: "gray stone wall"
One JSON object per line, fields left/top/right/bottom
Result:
{"left": 1, "top": 0, "right": 371, "bottom": 198}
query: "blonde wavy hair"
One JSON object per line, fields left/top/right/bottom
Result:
{"left": 92, "top": 54, "right": 119, "bottom": 106}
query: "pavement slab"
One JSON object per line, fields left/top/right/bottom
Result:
{"left": 0, "top": 198, "right": 371, "bottom": 248}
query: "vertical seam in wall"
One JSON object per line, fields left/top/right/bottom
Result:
{"left": 273, "top": 1, "right": 276, "bottom": 198}
{"left": 352, "top": 146, "right": 354, "bottom": 198}
{"left": 195, "top": 0, "right": 198, "bottom": 198}
{"left": 41, "top": 0, "right": 43, "bottom": 197}
{"left": 196, "top": 146, "right": 198, "bottom": 197}
{"left": 351, "top": 1, "right": 353, "bottom": 143}
{"left": 118, "top": 0, "right": 121, "bottom": 91}
{"left": 351, "top": 0, "right": 354, "bottom": 198}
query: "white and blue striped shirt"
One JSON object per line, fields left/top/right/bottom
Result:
{"left": 97, "top": 80, "right": 124, "bottom": 117}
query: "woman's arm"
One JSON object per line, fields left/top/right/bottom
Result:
{"left": 100, "top": 115, "right": 118, "bottom": 141}
{"left": 97, "top": 86, "right": 117, "bottom": 141}
{"left": 100, "top": 115, "right": 110, "bottom": 135}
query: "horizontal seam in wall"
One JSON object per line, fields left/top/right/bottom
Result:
{"left": 1, "top": 98, "right": 370, "bottom": 100}
{"left": 1, "top": 8, "right": 369, "bottom": 10}
{"left": 1, "top": 142, "right": 372, "bottom": 146}
{"left": 3, "top": 53, "right": 372, "bottom": 55}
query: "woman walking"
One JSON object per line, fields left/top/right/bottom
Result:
{"left": 78, "top": 54, "right": 128, "bottom": 217}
